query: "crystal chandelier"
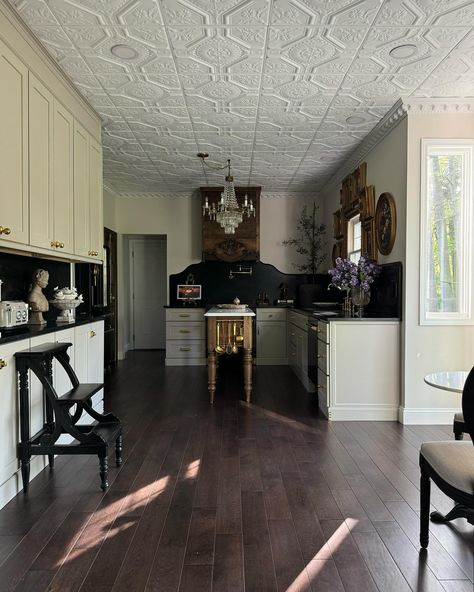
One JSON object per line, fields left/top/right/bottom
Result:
{"left": 199, "top": 153, "right": 255, "bottom": 235}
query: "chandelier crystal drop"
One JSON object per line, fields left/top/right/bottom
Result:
{"left": 200, "top": 156, "right": 255, "bottom": 235}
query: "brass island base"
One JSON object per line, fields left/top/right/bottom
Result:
{"left": 205, "top": 314, "right": 254, "bottom": 404}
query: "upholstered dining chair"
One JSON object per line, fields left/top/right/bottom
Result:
{"left": 419, "top": 366, "right": 474, "bottom": 548}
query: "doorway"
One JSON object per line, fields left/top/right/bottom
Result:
{"left": 129, "top": 236, "right": 167, "bottom": 350}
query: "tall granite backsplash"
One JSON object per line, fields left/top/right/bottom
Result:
{"left": 169, "top": 260, "right": 402, "bottom": 318}
{"left": 0, "top": 252, "right": 71, "bottom": 321}
{"left": 169, "top": 261, "right": 337, "bottom": 308}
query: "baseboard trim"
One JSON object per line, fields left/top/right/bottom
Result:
{"left": 398, "top": 406, "right": 459, "bottom": 425}
{"left": 328, "top": 405, "right": 399, "bottom": 421}
{"left": 165, "top": 358, "right": 207, "bottom": 366}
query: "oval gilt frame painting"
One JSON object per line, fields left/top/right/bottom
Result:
{"left": 375, "top": 192, "right": 396, "bottom": 255}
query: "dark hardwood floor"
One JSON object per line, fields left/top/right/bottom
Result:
{"left": 0, "top": 351, "right": 472, "bottom": 592}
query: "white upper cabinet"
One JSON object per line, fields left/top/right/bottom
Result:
{"left": 29, "top": 74, "right": 75, "bottom": 254}
{"left": 0, "top": 38, "right": 28, "bottom": 245}
{"left": 74, "top": 124, "right": 103, "bottom": 260}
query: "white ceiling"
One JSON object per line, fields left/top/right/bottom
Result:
{"left": 9, "top": 0, "right": 474, "bottom": 195}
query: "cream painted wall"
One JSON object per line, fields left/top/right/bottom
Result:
{"left": 402, "top": 112, "right": 474, "bottom": 423}
{"left": 322, "top": 117, "right": 407, "bottom": 268}
{"left": 260, "top": 194, "right": 326, "bottom": 273}
{"left": 103, "top": 188, "right": 117, "bottom": 231}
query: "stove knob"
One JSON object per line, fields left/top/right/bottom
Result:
{"left": 22, "top": 310, "right": 27, "bottom": 319}
{"left": 16, "top": 311, "right": 21, "bottom": 320}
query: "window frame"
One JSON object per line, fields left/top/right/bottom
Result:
{"left": 419, "top": 139, "right": 474, "bottom": 325}
{"left": 347, "top": 214, "right": 361, "bottom": 263}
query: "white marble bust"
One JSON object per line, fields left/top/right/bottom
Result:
{"left": 28, "top": 268, "right": 49, "bottom": 325}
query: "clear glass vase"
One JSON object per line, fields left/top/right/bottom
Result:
{"left": 351, "top": 287, "right": 370, "bottom": 317}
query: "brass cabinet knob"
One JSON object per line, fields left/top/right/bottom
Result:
{"left": 0, "top": 359, "right": 7, "bottom": 369}
{"left": 59, "top": 242, "right": 64, "bottom": 248}
{"left": 51, "top": 241, "right": 56, "bottom": 247}
{"left": 179, "top": 347, "right": 191, "bottom": 352}
{"left": 89, "top": 330, "right": 96, "bottom": 337}
{"left": 317, "top": 354, "right": 323, "bottom": 358}
{"left": 1, "top": 227, "right": 11, "bottom": 235}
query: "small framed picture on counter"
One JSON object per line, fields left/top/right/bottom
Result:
{"left": 177, "top": 284, "right": 202, "bottom": 301}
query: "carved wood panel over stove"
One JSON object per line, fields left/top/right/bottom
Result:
{"left": 200, "top": 186, "right": 261, "bottom": 262}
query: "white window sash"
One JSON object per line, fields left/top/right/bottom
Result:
{"left": 419, "top": 139, "right": 474, "bottom": 325}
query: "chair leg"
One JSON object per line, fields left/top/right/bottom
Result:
{"left": 48, "top": 454, "right": 55, "bottom": 470}
{"left": 420, "top": 471, "right": 431, "bottom": 548}
{"left": 453, "top": 425, "right": 464, "bottom": 440}
{"left": 99, "top": 453, "right": 109, "bottom": 491}
{"left": 115, "top": 434, "right": 123, "bottom": 467}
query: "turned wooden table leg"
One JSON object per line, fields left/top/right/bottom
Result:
{"left": 243, "top": 347, "right": 252, "bottom": 403}
{"left": 208, "top": 350, "right": 217, "bottom": 404}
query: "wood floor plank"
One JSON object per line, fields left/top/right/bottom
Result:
{"left": 183, "top": 508, "right": 216, "bottom": 565}
{"left": 352, "top": 531, "right": 412, "bottom": 592}
{"left": 178, "top": 565, "right": 212, "bottom": 592}
{"left": 212, "top": 534, "right": 244, "bottom": 592}
{"left": 320, "top": 519, "right": 379, "bottom": 592}
{"left": 267, "top": 519, "right": 310, "bottom": 591}
{"left": 306, "top": 559, "right": 345, "bottom": 592}
{"left": 440, "top": 580, "right": 474, "bottom": 592}
{"left": 12, "top": 570, "right": 54, "bottom": 592}
{"left": 215, "top": 457, "right": 241, "bottom": 534}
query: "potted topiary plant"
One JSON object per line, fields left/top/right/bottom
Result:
{"left": 283, "top": 202, "right": 327, "bottom": 307}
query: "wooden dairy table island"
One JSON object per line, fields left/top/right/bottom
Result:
{"left": 204, "top": 307, "right": 255, "bottom": 404}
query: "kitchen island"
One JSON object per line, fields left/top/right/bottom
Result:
{"left": 204, "top": 307, "right": 255, "bottom": 404}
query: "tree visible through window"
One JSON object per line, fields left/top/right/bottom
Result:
{"left": 421, "top": 141, "right": 473, "bottom": 324}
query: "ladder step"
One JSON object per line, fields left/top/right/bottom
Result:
{"left": 92, "top": 422, "right": 122, "bottom": 443}
{"left": 59, "top": 383, "right": 103, "bottom": 402}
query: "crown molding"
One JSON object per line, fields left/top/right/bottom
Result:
{"left": 402, "top": 98, "right": 474, "bottom": 113}
{"left": 324, "top": 99, "right": 407, "bottom": 195}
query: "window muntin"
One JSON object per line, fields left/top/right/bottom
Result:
{"left": 420, "top": 140, "right": 473, "bottom": 324}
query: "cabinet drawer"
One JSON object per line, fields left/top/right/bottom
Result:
{"left": 317, "top": 320, "right": 329, "bottom": 344}
{"left": 166, "top": 322, "right": 205, "bottom": 340}
{"left": 288, "top": 310, "right": 309, "bottom": 331}
{"left": 257, "top": 309, "right": 286, "bottom": 322}
{"left": 166, "top": 340, "right": 206, "bottom": 358}
{"left": 166, "top": 309, "right": 205, "bottom": 322}
{"left": 316, "top": 368, "right": 329, "bottom": 396}
{"left": 317, "top": 339, "right": 329, "bottom": 374}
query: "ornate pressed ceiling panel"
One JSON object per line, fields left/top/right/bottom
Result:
{"left": 8, "top": 0, "right": 474, "bottom": 195}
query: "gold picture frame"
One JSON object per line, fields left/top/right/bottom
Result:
{"left": 362, "top": 218, "right": 377, "bottom": 261}
{"left": 375, "top": 192, "right": 397, "bottom": 256}
{"left": 359, "top": 185, "right": 375, "bottom": 221}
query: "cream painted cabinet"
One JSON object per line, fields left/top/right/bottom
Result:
{"left": 256, "top": 308, "right": 287, "bottom": 365}
{"left": 29, "top": 74, "right": 74, "bottom": 254}
{"left": 287, "top": 310, "right": 313, "bottom": 391}
{"left": 0, "top": 38, "right": 29, "bottom": 246}
{"left": 165, "top": 308, "right": 206, "bottom": 366}
{"left": 0, "top": 342, "right": 21, "bottom": 493}
{"left": 74, "top": 124, "right": 103, "bottom": 260}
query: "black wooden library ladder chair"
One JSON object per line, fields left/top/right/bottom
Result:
{"left": 15, "top": 341, "right": 122, "bottom": 492}
{"left": 419, "top": 366, "right": 474, "bottom": 548}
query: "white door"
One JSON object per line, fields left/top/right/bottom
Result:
{"left": 130, "top": 238, "right": 167, "bottom": 349}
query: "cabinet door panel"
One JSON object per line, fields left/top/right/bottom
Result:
{"left": 257, "top": 322, "right": 286, "bottom": 358}
{"left": 0, "top": 40, "right": 28, "bottom": 244}
{"left": 29, "top": 73, "right": 53, "bottom": 250}
{"left": 0, "top": 343, "right": 20, "bottom": 485}
{"left": 73, "top": 324, "right": 89, "bottom": 383}
{"left": 87, "top": 323, "right": 104, "bottom": 383}
{"left": 89, "top": 138, "right": 103, "bottom": 258}
{"left": 73, "top": 122, "right": 90, "bottom": 257}
{"left": 53, "top": 102, "right": 74, "bottom": 253}
{"left": 53, "top": 328, "right": 75, "bottom": 396}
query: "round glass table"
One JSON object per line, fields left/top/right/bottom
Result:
{"left": 424, "top": 371, "right": 468, "bottom": 393}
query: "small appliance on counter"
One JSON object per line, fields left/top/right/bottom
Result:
{"left": 0, "top": 280, "right": 29, "bottom": 328}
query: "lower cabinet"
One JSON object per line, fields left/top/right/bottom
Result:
{"left": 165, "top": 308, "right": 206, "bottom": 366}
{"left": 256, "top": 308, "right": 287, "bottom": 365}
{"left": 317, "top": 319, "right": 400, "bottom": 421}
{"left": 287, "top": 310, "right": 313, "bottom": 391}
{"left": 0, "top": 320, "right": 104, "bottom": 509}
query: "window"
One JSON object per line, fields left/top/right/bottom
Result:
{"left": 347, "top": 214, "right": 361, "bottom": 263}
{"left": 420, "top": 140, "right": 474, "bottom": 324}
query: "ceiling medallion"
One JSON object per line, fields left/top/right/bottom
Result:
{"left": 389, "top": 44, "right": 418, "bottom": 59}
{"left": 110, "top": 44, "right": 138, "bottom": 60}
{"left": 198, "top": 153, "right": 255, "bottom": 235}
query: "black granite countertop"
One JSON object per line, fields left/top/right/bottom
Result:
{"left": 0, "top": 315, "right": 105, "bottom": 346}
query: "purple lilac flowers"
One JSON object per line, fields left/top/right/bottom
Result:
{"left": 328, "top": 256, "right": 381, "bottom": 292}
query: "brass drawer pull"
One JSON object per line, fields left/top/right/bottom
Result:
{"left": 179, "top": 329, "right": 190, "bottom": 333}
{"left": 179, "top": 347, "right": 191, "bottom": 352}
{"left": 0, "top": 359, "right": 7, "bottom": 369}
{"left": 179, "top": 314, "right": 190, "bottom": 318}
{"left": 0, "top": 227, "right": 11, "bottom": 235}
{"left": 89, "top": 330, "right": 96, "bottom": 338}
{"left": 59, "top": 242, "right": 64, "bottom": 248}
{"left": 88, "top": 250, "right": 98, "bottom": 256}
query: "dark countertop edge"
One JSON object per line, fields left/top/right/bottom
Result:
{"left": 0, "top": 316, "right": 105, "bottom": 346}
